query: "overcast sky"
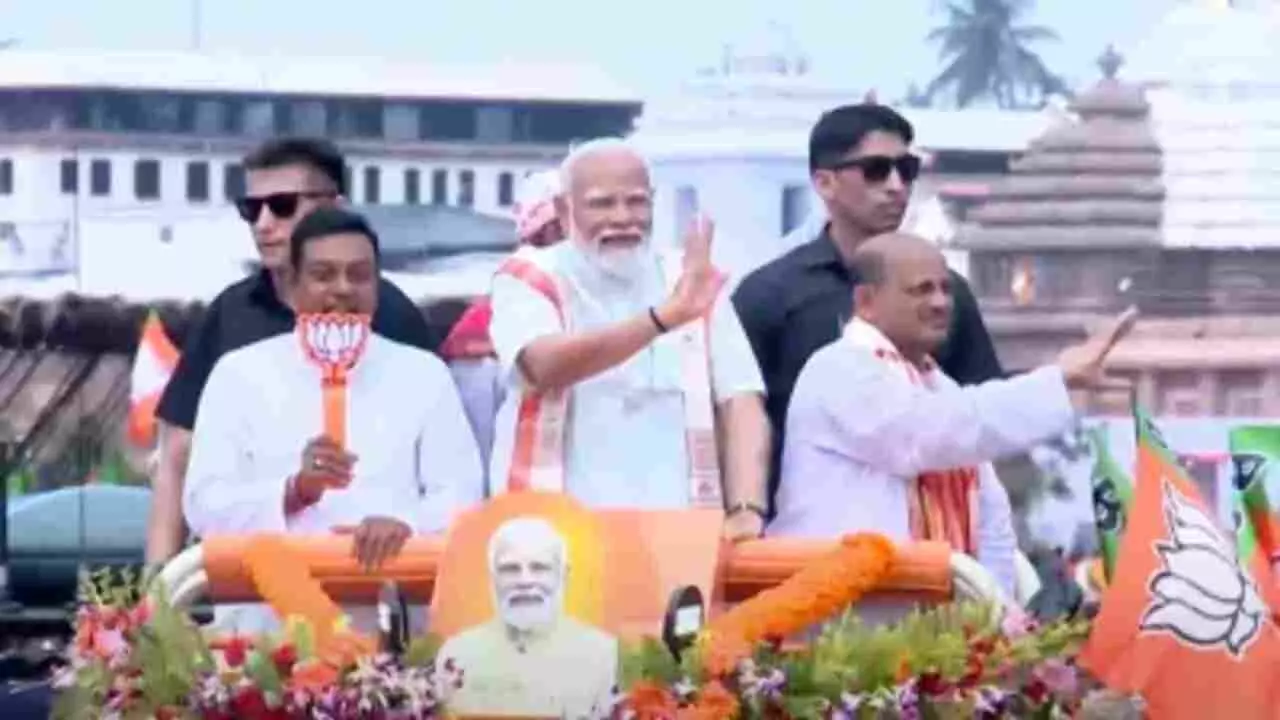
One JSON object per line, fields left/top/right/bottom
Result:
{"left": 1, "top": 0, "right": 1179, "bottom": 97}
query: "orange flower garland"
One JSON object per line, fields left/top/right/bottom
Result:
{"left": 240, "top": 535, "right": 375, "bottom": 665}
{"left": 701, "top": 533, "right": 896, "bottom": 676}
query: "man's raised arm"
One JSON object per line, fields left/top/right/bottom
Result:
{"left": 811, "top": 309, "right": 1137, "bottom": 479}
{"left": 493, "top": 219, "right": 726, "bottom": 393}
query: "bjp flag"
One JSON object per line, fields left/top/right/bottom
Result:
{"left": 127, "top": 310, "right": 180, "bottom": 447}
{"left": 1079, "top": 407, "right": 1280, "bottom": 719}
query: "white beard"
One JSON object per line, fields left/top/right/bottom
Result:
{"left": 566, "top": 218, "right": 651, "bottom": 284}
{"left": 499, "top": 591, "right": 560, "bottom": 632}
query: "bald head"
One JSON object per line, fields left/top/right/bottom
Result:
{"left": 850, "top": 232, "right": 945, "bottom": 288}
{"left": 554, "top": 137, "right": 655, "bottom": 281}
{"left": 850, "top": 232, "right": 953, "bottom": 363}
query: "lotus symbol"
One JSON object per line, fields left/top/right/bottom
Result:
{"left": 1140, "top": 479, "right": 1266, "bottom": 658}
{"left": 298, "top": 314, "right": 370, "bottom": 374}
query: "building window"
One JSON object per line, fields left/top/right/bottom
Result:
{"left": 1219, "top": 370, "right": 1265, "bottom": 417}
{"left": 404, "top": 168, "right": 421, "bottom": 205}
{"left": 458, "top": 169, "right": 475, "bottom": 208}
{"left": 134, "top": 159, "right": 161, "bottom": 200}
{"left": 431, "top": 169, "right": 448, "bottom": 205}
{"left": 223, "top": 163, "right": 245, "bottom": 201}
{"left": 186, "top": 161, "right": 210, "bottom": 202}
{"left": 60, "top": 158, "right": 78, "bottom": 195}
{"left": 497, "top": 171, "right": 515, "bottom": 207}
{"left": 780, "top": 184, "right": 809, "bottom": 235}
{"left": 90, "top": 159, "right": 111, "bottom": 196}
{"left": 675, "top": 186, "right": 699, "bottom": 237}
{"left": 363, "top": 166, "right": 381, "bottom": 204}
{"left": 0, "top": 159, "right": 13, "bottom": 195}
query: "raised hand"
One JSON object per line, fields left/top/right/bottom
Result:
{"left": 657, "top": 215, "right": 726, "bottom": 329}
{"left": 1057, "top": 307, "right": 1139, "bottom": 392}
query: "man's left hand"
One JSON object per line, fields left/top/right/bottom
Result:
{"left": 334, "top": 517, "right": 412, "bottom": 572}
{"left": 722, "top": 510, "right": 765, "bottom": 542}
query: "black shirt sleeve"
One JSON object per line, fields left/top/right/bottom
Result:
{"left": 937, "top": 271, "right": 1005, "bottom": 385}
{"left": 155, "top": 299, "right": 225, "bottom": 431}
{"left": 372, "top": 278, "right": 442, "bottom": 355}
{"left": 731, "top": 273, "right": 779, "bottom": 397}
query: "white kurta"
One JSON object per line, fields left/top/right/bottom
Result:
{"left": 183, "top": 331, "right": 485, "bottom": 631}
{"left": 769, "top": 328, "right": 1076, "bottom": 598}
{"left": 487, "top": 242, "right": 764, "bottom": 509}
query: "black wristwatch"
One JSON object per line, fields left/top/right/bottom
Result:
{"left": 726, "top": 501, "right": 767, "bottom": 521}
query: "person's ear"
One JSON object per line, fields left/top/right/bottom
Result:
{"left": 853, "top": 285, "right": 875, "bottom": 318}
{"left": 812, "top": 170, "right": 837, "bottom": 204}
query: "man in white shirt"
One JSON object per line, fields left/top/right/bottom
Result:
{"left": 488, "top": 138, "right": 771, "bottom": 539}
{"left": 769, "top": 233, "right": 1135, "bottom": 597}
{"left": 183, "top": 207, "right": 483, "bottom": 601}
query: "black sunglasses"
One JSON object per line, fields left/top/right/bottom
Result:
{"left": 234, "top": 191, "right": 335, "bottom": 223}
{"left": 825, "top": 154, "right": 922, "bottom": 184}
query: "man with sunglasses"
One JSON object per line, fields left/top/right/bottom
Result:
{"left": 144, "top": 137, "right": 440, "bottom": 566}
{"left": 732, "top": 103, "right": 1004, "bottom": 518}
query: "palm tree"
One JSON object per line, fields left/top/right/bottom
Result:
{"left": 925, "top": 0, "right": 1069, "bottom": 109}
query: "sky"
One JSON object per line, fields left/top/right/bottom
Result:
{"left": 0, "top": 0, "right": 1181, "bottom": 98}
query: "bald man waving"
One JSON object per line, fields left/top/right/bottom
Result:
{"left": 487, "top": 138, "right": 770, "bottom": 540}
{"left": 769, "top": 232, "right": 1136, "bottom": 596}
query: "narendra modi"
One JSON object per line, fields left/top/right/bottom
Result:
{"left": 436, "top": 516, "right": 617, "bottom": 717}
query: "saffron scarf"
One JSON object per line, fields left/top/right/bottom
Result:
{"left": 494, "top": 250, "right": 722, "bottom": 507}
{"left": 843, "top": 318, "right": 980, "bottom": 555}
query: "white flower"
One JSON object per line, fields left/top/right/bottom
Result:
{"left": 1140, "top": 479, "right": 1267, "bottom": 658}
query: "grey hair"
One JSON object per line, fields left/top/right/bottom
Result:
{"left": 486, "top": 516, "right": 567, "bottom": 576}
{"left": 558, "top": 136, "right": 652, "bottom": 191}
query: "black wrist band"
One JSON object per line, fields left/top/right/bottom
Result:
{"left": 727, "top": 501, "right": 767, "bottom": 521}
{"left": 649, "top": 306, "right": 669, "bottom": 334}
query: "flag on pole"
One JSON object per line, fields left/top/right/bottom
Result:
{"left": 1088, "top": 425, "right": 1134, "bottom": 582}
{"left": 1230, "top": 426, "right": 1280, "bottom": 577}
{"left": 1079, "top": 406, "right": 1280, "bottom": 719}
{"left": 127, "top": 311, "right": 179, "bottom": 447}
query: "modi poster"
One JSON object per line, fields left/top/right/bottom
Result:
{"left": 430, "top": 492, "right": 723, "bottom": 718}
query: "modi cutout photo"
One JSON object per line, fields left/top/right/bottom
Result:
{"left": 434, "top": 501, "right": 617, "bottom": 718}
{"left": 432, "top": 492, "right": 724, "bottom": 718}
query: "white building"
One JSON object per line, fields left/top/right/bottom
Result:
{"left": 630, "top": 27, "right": 1061, "bottom": 280}
{"left": 1125, "top": 0, "right": 1280, "bottom": 249}
{"left": 0, "top": 50, "right": 641, "bottom": 291}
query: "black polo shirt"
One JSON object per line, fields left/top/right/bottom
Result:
{"left": 156, "top": 270, "right": 441, "bottom": 431}
{"left": 732, "top": 230, "right": 1005, "bottom": 514}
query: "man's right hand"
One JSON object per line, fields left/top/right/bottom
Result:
{"left": 290, "top": 436, "right": 357, "bottom": 507}
{"left": 656, "top": 215, "right": 726, "bottom": 329}
{"left": 1057, "top": 307, "right": 1139, "bottom": 392}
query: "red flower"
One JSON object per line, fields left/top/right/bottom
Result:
{"left": 627, "top": 681, "right": 679, "bottom": 719}
{"left": 918, "top": 670, "right": 951, "bottom": 697}
{"left": 210, "top": 635, "right": 253, "bottom": 668}
{"left": 271, "top": 643, "right": 299, "bottom": 676}
{"left": 1023, "top": 677, "right": 1049, "bottom": 705}
{"left": 230, "top": 687, "right": 269, "bottom": 718}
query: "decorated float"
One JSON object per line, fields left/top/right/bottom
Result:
{"left": 51, "top": 491, "right": 1113, "bottom": 719}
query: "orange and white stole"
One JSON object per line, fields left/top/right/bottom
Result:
{"left": 843, "top": 318, "right": 980, "bottom": 555}
{"left": 496, "top": 252, "right": 723, "bottom": 507}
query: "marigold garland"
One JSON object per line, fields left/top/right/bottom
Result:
{"left": 701, "top": 532, "right": 896, "bottom": 676}
{"left": 240, "top": 535, "right": 374, "bottom": 664}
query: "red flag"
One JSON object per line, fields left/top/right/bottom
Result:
{"left": 1079, "top": 410, "right": 1280, "bottom": 719}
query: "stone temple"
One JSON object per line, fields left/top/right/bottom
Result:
{"left": 957, "top": 0, "right": 1280, "bottom": 418}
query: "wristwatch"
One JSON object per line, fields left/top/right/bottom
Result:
{"left": 726, "top": 501, "right": 767, "bottom": 521}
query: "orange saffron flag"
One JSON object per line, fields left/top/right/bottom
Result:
{"left": 127, "top": 310, "right": 180, "bottom": 447}
{"left": 1079, "top": 409, "right": 1280, "bottom": 719}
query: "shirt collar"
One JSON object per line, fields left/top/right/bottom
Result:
{"left": 797, "top": 224, "right": 850, "bottom": 274}
{"left": 248, "top": 269, "right": 293, "bottom": 316}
